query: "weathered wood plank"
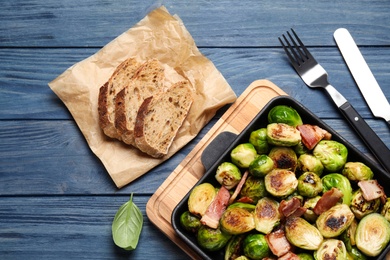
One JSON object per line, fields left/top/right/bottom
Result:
{"left": 1, "top": 48, "right": 389, "bottom": 119}
{"left": 0, "top": 0, "right": 389, "bottom": 47}
{"left": 0, "top": 195, "right": 188, "bottom": 260}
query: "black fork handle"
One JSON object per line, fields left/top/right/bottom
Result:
{"left": 339, "top": 101, "right": 390, "bottom": 172}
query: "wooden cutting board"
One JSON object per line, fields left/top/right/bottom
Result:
{"left": 146, "top": 79, "right": 287, "bottom": 258}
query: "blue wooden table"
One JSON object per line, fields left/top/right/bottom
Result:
{"left": 1, "top": 1, "right": 389, "bottom": 259}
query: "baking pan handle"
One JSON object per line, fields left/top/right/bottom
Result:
{"left": 201, "top": 131, "right": 237, "bottom": 171}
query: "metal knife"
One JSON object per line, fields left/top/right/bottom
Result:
{"left": 334, "top": 28, "right": 390, "bottom": 128}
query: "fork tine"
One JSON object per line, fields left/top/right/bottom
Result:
{"left": 278, "top": 36, "right": 298, "bottom": 68}
{"left": 290, "top": 29, "right": 313, "bottom": 60}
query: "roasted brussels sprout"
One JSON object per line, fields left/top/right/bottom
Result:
{"left": 341, "top": 219, "right": 367, "bottom": 260}
{"left": 265, "top": 169, "right": 298, "bottom": 197}
{"left": 239, "top": 175, "right": 268, "bottom": 204}
{"left": 297, "top": 154, "right": 324, "bottom": 176}
{"left": 314, "top": 239, "right": 347, "bottom": 260}
{"left": 228, "top": 202, "right": 256, "bottom": 212}
{"left": 381, "top": 198, "right": 390, "bottom": 221}
{"left": 355, "top": 213, "right": 390, "bottom": 257}
{"left": 188, "top": 183, "right": 216, "bottom": 217}
{"left": 249, "top": 128, "right": 269, "bottom": 154}
{"left": 267, "top": 105, "right": 303, "bottom": 127}
{"left": 254, "top": 197, "right": 281, "bottom": 234}
{"left": 224, "top": 235, "right": 245, "bottom": 260}
{"left": 243, "top": 233, "right": 271, "bottom": 259}
{"left": 266, "top": 123, "right": 302, "bottom": 147}
{"left": 215, "top": 162, "right": 242, "bottom": 190}
{"left": 234, "top": 256, "right": 249, "bottom": 260}
{"left": 297, "top": 172, "right": 323, "bottom": 198}
{"left": 313, "top": 140, "right": 348, "bottom": 172}
{"left": 220, "top": 207, "right": 255, "bottom": 235}
{"left": 268, "top": 146, "right": 298, "bottom": 171}
{"left": 294, "top": 141, "right": 309, "bottom": 156}
{"left": 285, "top": 217, "right": 323, "bottom": 250}
{"left": 197, "top": 225, "right": 232, "bottom": 251}
{"left": 249, "top": 154, "right": 274, "bottom": 178}
{"left": 350, "top": 189, "right": 380, "bottom": 219}
{"left": 303, "top": 196, "right": 321, "bottom": 223}
{"left": 297, "top": 252, "right": 314, "bottom": 260}
{"left": 342, "top": 162, "right": 373, "bottom": 182}
{"left": 230, "top": 143, "right": 257, "bottom": 168}
{"left": 316, "top": 204, "right": 355, "bottom": 238}
{"left": 180, "top": 211, "right": 201, "bottom": 233}
{"left": 322, "top": 173, "right": 352, "bottom": 205}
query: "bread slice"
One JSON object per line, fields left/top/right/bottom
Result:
{"left": 98, "top": 57, "right": 141, "bottom": 140}
{"left": 134, "top": 81, "right": 193, "bottom": 158}
{"left": 115, "top": 59, "right": 165, "bottom": 145}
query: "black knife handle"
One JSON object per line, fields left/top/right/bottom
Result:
{"left": 339, "top": 102, "right": 390, "bottom": 173}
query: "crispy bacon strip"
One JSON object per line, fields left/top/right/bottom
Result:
{"left": 358, "top": 180, "right": 386, "bottom": 203}
{"left": 265, "top": 229, "right": 292, "bottom": 257}
{"left": 229, "top": 170, "right": 249, "bottom": 204}
{"left": 297, "top": 124, "right": 331, "bottom": 150}
{"left": 313, "top": 187, "right": 343, "bottom": 215}
{"left": 279, "top": 197, "right": 304, "bottom": 218}
{"left": 200, "top": 186, "right": 230, "bottom": 229}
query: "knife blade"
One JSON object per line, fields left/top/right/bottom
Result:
{"left": 334, "top": 28, "right": 390, "bottom": 127}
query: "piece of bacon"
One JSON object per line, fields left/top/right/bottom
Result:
{"left": 279, "top": 197, "right": 305, "bottom": 218}
{"left": 313, "top": 187, "right": 343, "bottom": 215}
{"left": 265, "top": 229, "right": 292, "bottom": 257}
{"left": 229, "top": 170, "right": 249, "bottom": 204}
{"left": 358, "top": 180, "right": 386, "bottom": 203}
{"left": 297, "top": 124, "right": 332, "bottom": 150}
{"left": 200, "top": 186, "right": 230, "bottom": 229}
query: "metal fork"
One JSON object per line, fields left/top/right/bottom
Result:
{"left": 279, "top": 29, "right": 390, "bottom": 173}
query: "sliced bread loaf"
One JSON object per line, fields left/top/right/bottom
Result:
{"left": 98, "top": 57, "right": 141, "bottom": 140}
{"left": 134, "top": 81, "right": 193, "bottom": 158}
{"left": 115, "top": 59, "right": 165, "bottom": 146}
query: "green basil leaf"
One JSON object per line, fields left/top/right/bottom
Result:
{"left": 112, "top": 193, "right": 143, "bottom": 250}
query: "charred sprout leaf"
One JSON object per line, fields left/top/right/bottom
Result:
{"left": 220, "top": 207, "right": 255, "bottom": 235}
{"left": 197, "top": 225, "right": 231, "bottom": 251}
{"left": 180, "top": 211, "right": 201, "bottom": 233}
{"left": 355, "top": 213, "right": 390, "bottom": 257}
{"left": 112, "top": 193, "right": 143, "bottom": 251}
{"left": 248, "top": 154, "right": 274, "bottom": 178}
{"left": 322, "top": 173, "right": 353, "bottom": 205}
{"left": 350, "top": 189, "right": 380, "bottom": 219}
{"left": 316, "top": 204, "right": 355, "bottom": 238}
{"left": 215, "top": 162, "right": 242, "bottom": 190}
{"left": 267, "top": 105, "right": 303, "bottom": 127}
{"left": 243, "top": 233, "right": 271, "bottom": 259}
{"left": 285, "top": 217, "right": 323, "bottom": 250}
{"left": 297, "top": 154, "right": 324, "bottom": 176}
{"left": 230, "top": 143, "right": 257, "bottom": 168}
{"left": 266, "top": 123, "right": 301, "bottom": 147}
{"left": 188, "top": 183, "right": 216, "bottom": 217}
{"left": 254, "top": 197, "right": 281, "bottom": 234}
{"left": 313, "top": 140, "right": 348, "bottom": 172}
{"left": 264, "top": 169, "right": 298, "bottom": 197}
{"left": 314, "top": 239, "right": 347, "bottom": 260}
{"left": 249, "top": 128, "right": 269, "bottom": 154}
{"left": 297, "top": 172, "right": 323, "bottom": 198}
{"left": 268, "top": 146, "right": 298, "bottom": 171}
{"left": 342, "top": 162, "right": 374, "bottom": 182}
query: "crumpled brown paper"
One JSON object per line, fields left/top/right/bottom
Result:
{"left": 48, "top": 6, "right": 237, "bottom": 188}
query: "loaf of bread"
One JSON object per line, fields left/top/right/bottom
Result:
{"left": 115, "top": 59, "right": 165, "bottom": 145}
{"left": 134, "top": 81, "right": 193, "bottom": 158}
{"left": 98, "top": 57, "right": 141, "bottom": 140}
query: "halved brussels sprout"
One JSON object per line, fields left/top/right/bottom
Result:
{"left": 297, "top": 172, "right": 323, "bottom": 198}
{"left": 302, "top": 196, "right": 321, "bottom": 223}
{"left": 314, "top": 239, "right": 347, "bottom": 260}
{"left": 322, "top": 173, "right": 353, "bottom": 205}
{"left": 224, "top": 235, "right": 245, "bottom": 260}
{"left": 220, "top": 207, "right": 255, "bottom": 235}
{"left": 267, "top": 105, "right": 303, "bottom": 127}
{"left": 350, "top": 189, "right": 380, "bottom": 219}
{"left": 197, "top": 225, "right": 232, "bottom": 251}
{"left": 341, "top": 219, "right": 367, "bottom": 260}
{"left": 265, "top": 169, "right": 298, "bottom": 197}
{"left": 297, "top": 154, "right": 324, "bottom": 176}
{"left": 228, "top": 202, "right": 256, "bottom": 212}
{"left": 285, "top": 217, "right": 323, "bottom": 250}
{"left": 268, "top": 146, "right": 298, "bottom": 171}
{"left": 215, "top": 162, "right": 242, "bottom": 190}
{"left": 313, "top": 140, "right": 348, "bottom": 172}
{"left": 316, "top": 204, "right": 355, "bottom": 238}
{"left": 266, "top": 123, "right": 302, "bottom": 147}
{"left": 188, "top": 183, "right": 216, "bottom": 217}
{"left": 231, "top": 143, "right": 257, "bottom": 168}
{"left": 243, "top": 233, "right": 271, "bottom": 259}
{"left": 381, "top": 198, "right": 390, "bottom": 222}
{"left": 342, "top": 162, "right": 374, "bottom": 182}
{"left": 239, "top": 175, "right": 268, "bottom": 204}
{"left": 180, "top": 211, "right": 201, "bottom": 233}
{"left": 254, "top": 197, "right": 281, "bottom": 234}
{"left": 249, "top": 128, "right": 269, "bottom": 154}
{"left": 249, "top": 154, "right": 274, "bottom": 178}
{"left": 355, "top": 213, "right": 390, "bottom": 257}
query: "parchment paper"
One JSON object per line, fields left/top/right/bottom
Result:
{"left": 48, "top": 6, "right": 237, "bottom": 188}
